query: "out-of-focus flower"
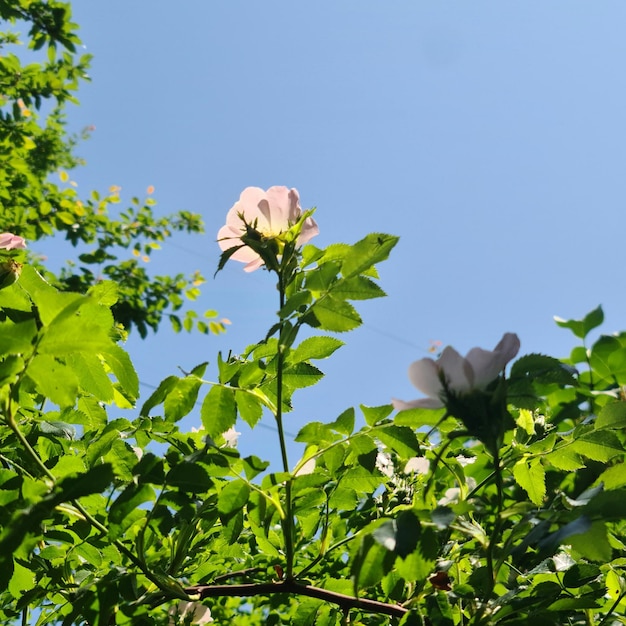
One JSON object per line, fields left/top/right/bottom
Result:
{"left": 0, "top": 233, "right": 26, "bottom": 250}
{"left": 376, "top": 451, "right": 395, "bottom": 478}
{"left": 404, "top": 456, "right": 430, "bottom": 475}
{"left": 217, "top": 186, "right": 319, "bottom": 272}
{"left": 168, "top": 601, "right": 213, "bottom": 625}
{"left": 294, "top": 457, "right": 316, "bottom": 476}
{"left": 222, "top": 427, "right": 240, "bottom": 448}
{"left": 393, "top": 333, "right": 520, "bottom": 411}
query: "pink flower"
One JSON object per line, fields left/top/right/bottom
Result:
{"left": 217, "top": 186, "right": 319, "bottom": 272}
{"left": 0, "top": 233, "right": 26, "bottom": 250}
{"left": 393, "top": 333, "right": 520, "bottom": 410}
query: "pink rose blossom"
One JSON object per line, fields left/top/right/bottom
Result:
{"left": 393, "top": 333, "right": 520, "bottom": 410}
{"left": 0, "top": 233, "right": 26, "bottom": 250}
{"left": 217, "top": 186, "right": 319, "bottom": 272}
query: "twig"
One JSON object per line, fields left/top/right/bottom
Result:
{"left": 185, "top": 581, "right": 408, "bottom": 618}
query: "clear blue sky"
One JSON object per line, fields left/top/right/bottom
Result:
{"left": 42, "top": 2, "right": 626, "bottom": 462}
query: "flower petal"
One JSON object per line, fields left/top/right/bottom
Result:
{"left": 298, "top": 216, "right": 320, "bottom": 245}
{"left": 465, "top": 333, "right": 520, "bottom": 389}
{"left": 437, "top": 346, "right": 472, "bottom": 393}
{"left": 392, "top": 397, "right": 444, "bottom": 411}
{"left": 407, "top": 357, "right": 444, "bottom": 400}
{"left": 264, "top": 186, "right": 301, "bottom": 229}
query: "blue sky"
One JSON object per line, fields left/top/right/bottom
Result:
{"left": 41, "top": 2, "right": 626, "bottom": 462}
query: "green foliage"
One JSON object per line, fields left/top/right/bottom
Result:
{"left": 0, "top": 1, "right": 218, "bottom": 337}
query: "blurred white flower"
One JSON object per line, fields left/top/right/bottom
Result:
{"left": 404, "top": 456, "right": 430, "bottom": 475}
{"left": 393, "top": 333, "right": 520, "bottom": 410}
{"left": 168, "top": 601, "right": 213, "bottom": 625}
{"left": 376, "top": 451, "right": 395, "bottom": 478}
{"left": 222, "top": 427, "right": 240, "bottom": 448}
{"left": 294, "top": 457, "right": 316, "bottom": 476}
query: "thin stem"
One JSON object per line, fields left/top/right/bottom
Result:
{"left": 275, "top": 269, "right": 294, "bottom": 579}
{"left": 485, "top": 448, "right": 504, "bottom": 599}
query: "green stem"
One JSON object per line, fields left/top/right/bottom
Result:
{"left": 485, "top": 448, "right": 504, "bottom": 599}
{"left": 276, "top": 269, "right": 294, "bottom": 580}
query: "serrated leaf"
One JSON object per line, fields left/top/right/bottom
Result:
{"left": 341, "top": 233, "right": 399, "bottom": 279}
{"left": 570, "top": 430, "right": 623, "bottom": 462}
{"left": 163, "top": 376, "right": 202, "bottom": 422}
{"left": 510, "top": 353, "right": 577, "bottom": 385}
{"left": 289, "top": 336, "right": 344, "bottom": 363}
{"left": 373, "top": 510, "right": 420, "bottom": 558}
{"left": 361, "top": 404, "right": 393, "bottom": 426}
{"left": 201, "top": 386, "right": 237, "bottom": 438}
{"left": 67, "top": 352, "right": 114, "bottom": 402}
{"left": 235, "top": 390, "right": 263, "bottom": 428}
{"left": 596, "top": 463, "right": 626, "bottom": 490}
{"left": 101, "top": 345, "right": 138, "bottom": 402}
{"left": 545, "top": 446, "right": 585, "bottom": 471}
{"left": 283, "top": 362, "right": 324, "bottom": 390}
{"left": 376, "top": 424, "right": 421, "bottom": 458}
{"left": 596, "top": 402, "right": 626, "bottom": 429}
{"left": 513, "top": 458, "right": 546, "bottom": 506}
{"left": 352, "top": 533, "right": 396, "bottom": 591}
{"left": 26, "top": 354, "right": 79, "bottom": 407}
{"left": 331, "top": 275, "right": 386, "bottom": 301}
{"left": 329, "top": 407, "right": 355, "bottom": 435}
{"left": 218, "top": 479, "right": 250, "bottom": 515}
{"left": 308, "top": 297, "right": 361, "bottom": 332}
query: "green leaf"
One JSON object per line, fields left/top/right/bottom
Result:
{"left": 140, "top": 375, "right": 178, "bottom": 416}
{"left": 554, "top": 305, "right": 604, "bottom": 339}
{"left": 279, "top": 289, "right": 312, "bottom": 319}
{"left": 26, "top": 354, "right": 79, "bottom": 407}
{"left": 0, "top": 319, "right": 37, "bottom": 356}
{"left": 329, "top": 407, "right": 355, "bottom": 435}
{"left": 308, "top": 297, "right": 361, "bottom": 332}
{"left": 376, "top": 425, "right": 421, "bottom": 458}
{"left": 352, "top": 533, "right": 396, "bottom": 591}
{"left": 373, "top": 511, "right": 420, "bottom": 558}
{"left": 163, "top": 376, "right": 203, "bottom": 422}
{"left": 570, "top": 430, "right": 623, "bottom": 462}
{"left": 167, "top": 463, "right": 213, "bottom": 493}
{"left": 331, "top": 275, "right": 386, "bottom": 300}
{"left": 513, "top": 458, "right": 546, "bottom": 506}
{"left": 283, "top": 362, "right": 324, "bottom": 390}
{"left": 55, "top": 464, "right": 114, "bottom": 500}
{"left": 341, "top": 233, "right": 399, "bottom": 278}
{"left": 218, "top": 479, "right": 250, "bottom": 515}
{"left": 361, "top": 404, "right": 393, "bottom": 426}
{"left": 235, "top": 390, "right": 263, "bottom": 428}
{"left": 67, "top": 352, "right": 114, "bottom": 402}
{"left": 289, "top": 336, "right": 344, "bottom": 363}
{"left": 568, "top": 522, "right": 612, "bottom": 562}
{"left": 109, "top": 483, "right": 155, "bottom": 527}
{"left": 201, "top": 386, "right": 237, "bottom": 438}
{"left": 596, "top": 402, "right": 626, "bottom": 429}
{"left": 562, "top": 563, "right": 601, "bottom": 588}
{"left": 596, "top": 463, "right": 626, "bottom": 490}
{"left": 101, "top": 345, "right": 139, "bottom": 401}
{"left": 510, "top": 353, "right": 577, "bottom": 385}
